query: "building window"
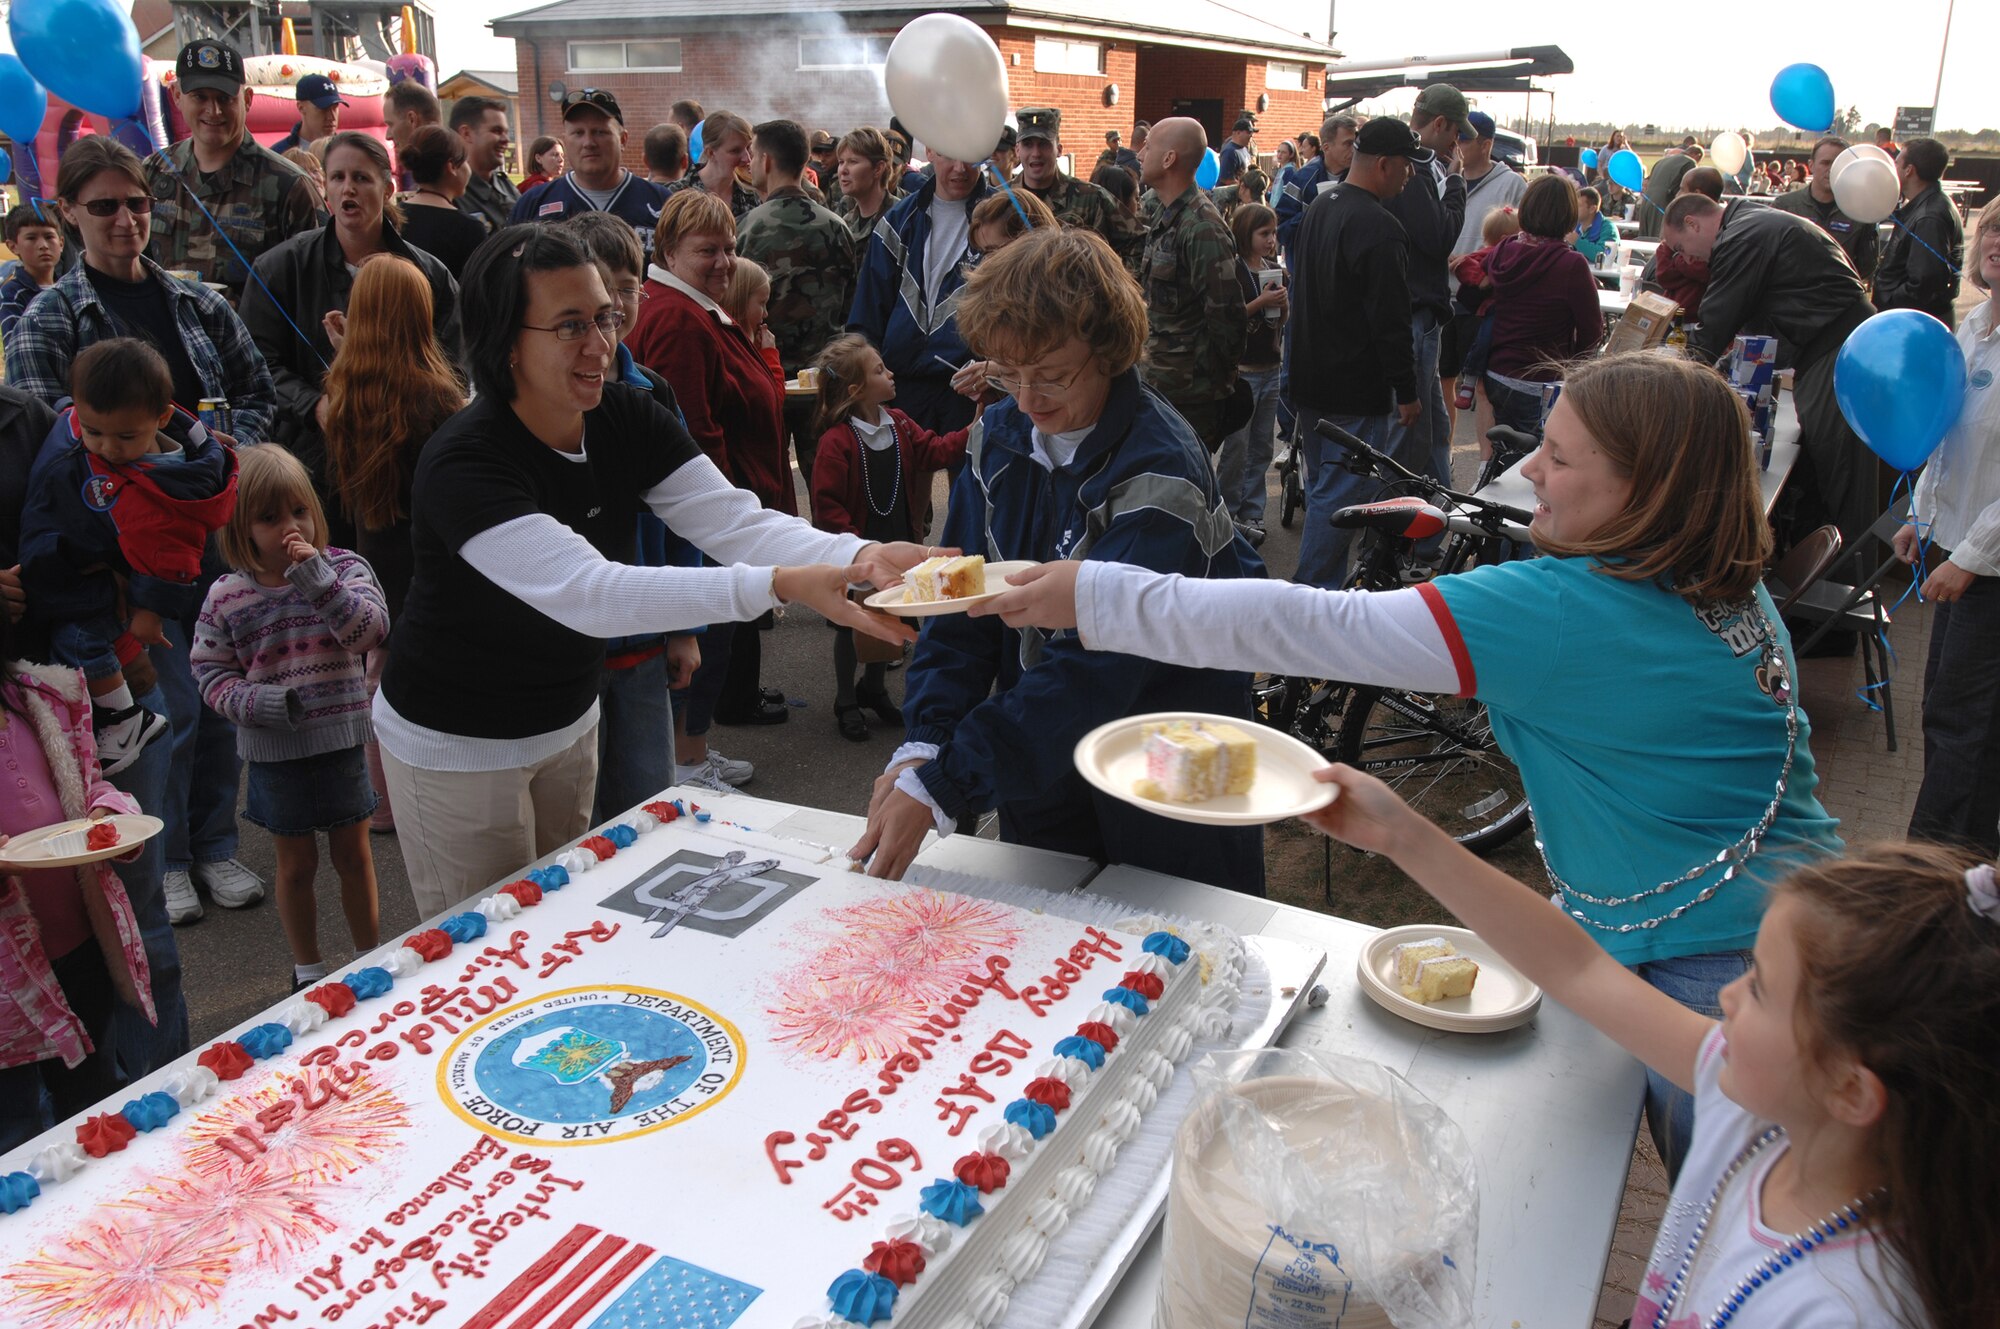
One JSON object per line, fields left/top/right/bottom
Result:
{"left": 568, "top": 40, "right": 682, "bottom": 72}
{"left": 1034, "top": 37, "right": 1103, "bottom": 77}
{"left": 799, "top": 34, "right": 890, "bottom": 69}
{"left": 1266, "top": 62, "right": 1306, "bottom": 90}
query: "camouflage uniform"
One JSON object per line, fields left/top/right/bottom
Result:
{"left": 1022, "top": 172, "right": 1119, "bottom": 244}
{"left": 1104, "top": 208, "right": 1147, "bottom": 282}
{"left": 736, "top": 186, "right": 859, "bottom": 376}
{"left": 661, "top": 170, "right": 760, "bottom": 221}
{"left": 834, "top": 190, "right": 900, "bottom": 243}
{"left": 1140, "top": 184, "right": 1246, "bottom": 447}
{"left": 145, "top": 135, "right": 324, "bottom": 301}
{"left": 1213, "top": 168, "right": 1270, "bottom": 223}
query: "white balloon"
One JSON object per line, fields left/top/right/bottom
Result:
{"left": 1708, "top": 131, "right": 1748, "bottom": 177}
{"left": 1831, "top": 155, "right": 1899, "bottom": 224}
{"left": 883, "top": 14, "right": 1009, "bottom": 166}
{"left": 1829, "top": 141, "right": 1894, "bottom": 187}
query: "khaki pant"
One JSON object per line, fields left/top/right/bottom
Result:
{"left": 381, "top": 723, "right": 599, "bottom": 921}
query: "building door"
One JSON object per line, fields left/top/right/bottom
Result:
{"left": 1170, "top": 98, "right": 1224, "bottom": 149}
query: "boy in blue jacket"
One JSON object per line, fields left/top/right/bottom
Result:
{"left": 850, "top": 227, "right": 1267, "bottom": 893}
{"left": 20, "top": 339, "right": 238, "bottom": 772}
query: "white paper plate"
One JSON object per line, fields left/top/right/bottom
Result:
{"left": 862, "top": 560, "right": 1041, "bottom": 617}
{"left": 1356, "top": 924, "right": 1541, "bottom": 1034}
{"left": 1072, "top": 711, "right": 1339, "bottom": 826}
{"left": 0, "top": 814, "right": 163, "bottom": 869}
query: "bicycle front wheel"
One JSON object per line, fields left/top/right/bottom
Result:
{"left": 1333, "top": 686, "right": 1532, "bottom": 854}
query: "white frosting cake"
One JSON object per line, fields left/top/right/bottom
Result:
{"left": 0, "top": 801, "right": 1243, "bottom": 1329}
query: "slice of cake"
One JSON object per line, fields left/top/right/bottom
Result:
{"left": 1392, "top": 936, "right": 1456, "bottom": 993}
{"left": 905, "top": 555, "right": 987, "bottom": 603}
{"left": 1406, "top": 954, "right": 1480, "bottom": 1004}
{"left": 1136, "top": 720, "right": 1258, "bottom": 803}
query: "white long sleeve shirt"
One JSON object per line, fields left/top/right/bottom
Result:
{"left": 1913, "top": 297, "right": 2000, "bottom": 576}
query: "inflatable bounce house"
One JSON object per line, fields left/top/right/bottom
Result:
{"left": 8, "top": 10, "right": 436, "bottom": 200}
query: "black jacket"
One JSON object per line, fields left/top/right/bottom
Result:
{"left": 237, "top": 221, "right": 461, "bottom": 507}
{"left": 1689, "top": 199, "right": 1873, "bottom": 368}
{"left": 1873, "top": 184, "right": 1964, "bottom": 328}
{"left": 1381, "top": 160, "right": 1465, "bottom": 322}
{"left": 1287, "top": 182, "right": 1417, "bottom": 415}
{"left": 0, "top": 385, "right": 58, "bottom": 660}
{"left": 1769, "top": 186, "right": 1879, "bottom": 279}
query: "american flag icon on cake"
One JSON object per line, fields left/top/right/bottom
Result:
{"left": 459, "top": 1222, "right": 761, "bottom": 1329}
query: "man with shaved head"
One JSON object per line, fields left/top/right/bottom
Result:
{"left": 1137, "top": 117, "right": 1246, "bottom": 448}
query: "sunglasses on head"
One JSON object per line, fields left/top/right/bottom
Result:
{"left": 78, "top": 195, "right": 156, "bottom": 217}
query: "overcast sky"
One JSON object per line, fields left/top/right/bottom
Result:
{"left": 438, "top": 0, "right": 1997, "bottom": 135}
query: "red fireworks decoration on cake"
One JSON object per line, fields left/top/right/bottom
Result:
{"left": 767, "top": 889, "right": 1021, "bottom": 1064}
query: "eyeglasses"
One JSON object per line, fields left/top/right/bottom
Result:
{"left": 521, "top": 310, "right": 626, "bottom": 342}
{"left": 616, "top": 286, "right": 647, "bottom": 303}
{"left": 987, "top": 359, "right": 1093, "bottom": 401}
{"left": 79, "top": 195, "right": 155, "bottom": 217}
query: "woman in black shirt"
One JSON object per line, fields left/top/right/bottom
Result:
{"left": 395, "top": 126, "right": 488, "bottom": 280}
{"left": 375, "top": 225, "right": 928, "bottom": 918}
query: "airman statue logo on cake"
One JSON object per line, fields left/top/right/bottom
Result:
{"left": 438, "top": 986, "right": 746, "bottom": 1145}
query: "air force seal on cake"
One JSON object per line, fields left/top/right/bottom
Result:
{"left": 439, "top": 986, "right": 745, "bottom": 1145}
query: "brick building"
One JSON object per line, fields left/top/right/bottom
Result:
{"left": 491, "top": 0, "right": 1334, "bottom": 172}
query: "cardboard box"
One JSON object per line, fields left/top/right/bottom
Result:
{"left": 1605, "top": 291, "right": 1681, "bottom": 353}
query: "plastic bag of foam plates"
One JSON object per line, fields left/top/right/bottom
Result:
{"left": 1157, "top": 1047, "right": 1477, "bottom": 1329}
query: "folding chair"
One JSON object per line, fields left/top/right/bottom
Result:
{"left": 1763, "top": 525, "right": 1843, "bottom": 614}
{"left": 1788, "top": 498, "right": 1914, "bottom": 750}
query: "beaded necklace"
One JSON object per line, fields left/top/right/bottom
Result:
{"left": 1547, "top": 595, "right": 1797, "bottom": 934}
{"left": 1650, "top": 1125, "right": 1884, "bottom": 1329}
{"left": 855, "top": 415, "right": 901, "bottom": 519}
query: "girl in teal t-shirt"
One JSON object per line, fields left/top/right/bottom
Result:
{"left": 974, "top": 352, "right": 1844, "bottom": 1178}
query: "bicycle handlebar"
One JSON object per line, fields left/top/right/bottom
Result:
{"left": 1312, "top": 419, "right": 1535, "bottom": 530}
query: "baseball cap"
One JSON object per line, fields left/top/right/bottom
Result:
{"left": 1105, "top": 129, "right": 1119, "bottom": 142}
{"left": 296, "top": 73, "right": 348, "bottom": 109}
{"left": 176, "top": 39, "right": 246, "bottom": 96}
{"left": 1354, "top": 117, "right": 1435, "bottom": 164}
{"left": 1467, "top": 110, "right": 1496, "bottom": 141}
{"left": 1017, "top": 107, "right": 1060, "bottom": 144}
{"left": 1411, "top": 83, "right": 1473, "bottom": 139}
{"left": 810, "top": 130, "right": 837, "bottom": 152}
{"left": 561, "top": 88, "right": 624, "bottom": 124}
{"left": 994, "top": 124, "right": 1017, "bottom": 152}
{"left": 1232, "top": 114, "right": 1256, "bottom": 133}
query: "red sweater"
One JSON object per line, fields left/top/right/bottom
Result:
{"left": 811, "top": 408, "right": 968, "bottom": 538}
{"left": 627, "top": 280, "right": 795, "bottom": 514}
{"left": 1485, "top": 233, "right": 1604, "bottom": 382}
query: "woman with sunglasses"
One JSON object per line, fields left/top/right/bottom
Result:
{"left": 377, "top": 224, "right": 930, "bottom": 916}
{"left": 239, "top": 131, "right": 459, "bottom": 544}
{"left": 4, "top": 136, "right": 276, "bottom": 444}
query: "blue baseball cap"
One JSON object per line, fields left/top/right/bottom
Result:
{"left": 1467, "top": 110, "right": 1496, "bottom": 141}
{"left": 296, "top": 73, "right": 348, "bottom": 109}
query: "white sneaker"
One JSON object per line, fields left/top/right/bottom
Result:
{"left": 704, "top": 749, "right": 754, "bottom": 787}
{"left": 163, "top": 868, "right": 202, "bottom": 925}
{"left": 94, "top": 705, "right": 172, "bottom": 777}
{"left": 194, "top": 858, "right": 266, "bottom": 909}
{"left": 676, "top": 764, "right": 734, "bottom": 794}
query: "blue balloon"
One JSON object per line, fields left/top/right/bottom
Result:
{"left": 688, "top": 122, "right": 704, "bottom": 165}
{"left": 0, "top": 55, "right": 47, "bottom": 143}
{"left": 1606, "top": 149, "right": 1643, "bottom": 192}
{"left": 1834, "top": 310, "right": 1967, "bottom": 472}
{"left": 0, "top": 147, "right": 10, "bottom": 186}
{"left": 9, "top": 0, "right": 142, "bottom": 120}
{"left": 1578, "top": 148, "right": 1598, "bottom": 169}
{"left": 1195, "top": 147, "right": 1219, "bottom": 190}
{"left": 1770, "top": 63, "right": 1835, "bottom": 134}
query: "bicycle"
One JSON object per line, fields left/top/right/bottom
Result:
{"left": 1255, "top": 421, "right": 1538, "bottom": 855}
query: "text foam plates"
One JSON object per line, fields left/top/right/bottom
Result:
{"left": 862, "top": 560, "right": 1041, "bottom": 617}
{"left": 1356, "top": 924, "right": 1541, "bottom": 1034}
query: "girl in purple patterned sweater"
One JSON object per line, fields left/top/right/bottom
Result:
{"left": 191, "top": 446, "right": 389, "bottom": 991}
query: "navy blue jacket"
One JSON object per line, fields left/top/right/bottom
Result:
{"left": 847, "top": 173, "right": 993, "bottom": 386}
{"left": 509, "top": 172, "right": 672, "bottom": 258}
{"left": 1275, "top": 156, "right": 1329, "bottom": 260}
{"left": 906, "top": 371, "right": 1266, "bottom": 893}
{"left": 20, "top": 405, "right": 232, "bottom": 626}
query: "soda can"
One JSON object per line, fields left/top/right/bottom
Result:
{"left": 197, "top": 397, "right": 231, "bottom": 439}
{"left": 1538, "top": 381, "right": 1563, "bottom": 430}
